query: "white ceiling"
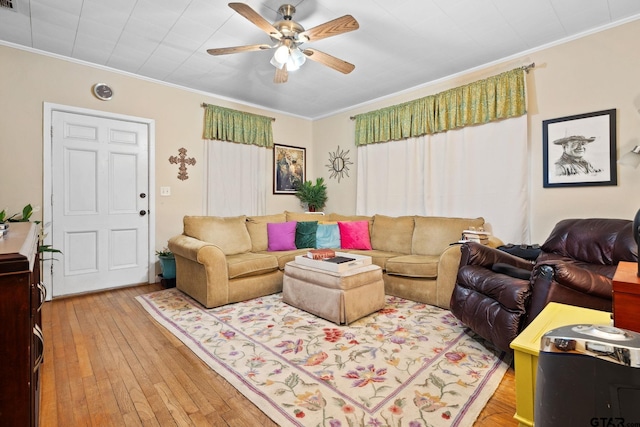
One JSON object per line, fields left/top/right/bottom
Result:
{"left": 1, "top": 0, "right": 640, "bottom": 119}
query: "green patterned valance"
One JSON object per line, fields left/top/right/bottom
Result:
{"left": 354, "top": 67, "right": 527, "bottom": 145}
{"left": 203, "top": 104, "right": 274, "bottom": 147}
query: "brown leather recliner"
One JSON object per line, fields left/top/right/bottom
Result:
{"left": 525, "top": 218, "right": 637, "bottom": 323}
{"left": 450, "top": 218, "right": 638, "bottom": 353}
{"left": 450, "top": 243, "right": 534, "bottom": 353}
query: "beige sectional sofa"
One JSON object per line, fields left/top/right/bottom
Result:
{"left": 167, "top": 211, "right": 501, "bottom": 310}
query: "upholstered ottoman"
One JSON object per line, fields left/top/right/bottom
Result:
{"left": 283, "top": 261, "right": 385, "bottom": 324}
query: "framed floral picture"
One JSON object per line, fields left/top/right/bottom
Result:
{"left": 273, "top": 144, "right": 305, "bottom": 194}
{"left": 542, "top": 109, "right": 617, "bottom": 188}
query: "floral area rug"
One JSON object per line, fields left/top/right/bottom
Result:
{"left": 136, "top": 289, "right": 511, "bottom": 427}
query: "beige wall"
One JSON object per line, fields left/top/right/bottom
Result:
{"left": 314, "top": 19, "right": 640, "bottom": 243}
{"left": 2, "top": 18, "right": 639, "bottom": 258}
{"left": 0, "top": 44, "right": 312, "bottom": 251}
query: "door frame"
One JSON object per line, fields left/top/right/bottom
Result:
{"left": 43, "top": 102, "right": 156, "bottom": 299}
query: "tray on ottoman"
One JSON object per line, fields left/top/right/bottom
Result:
{"left": 283, "top": 261, "right": 384, "bottom": 325}
{"left": 294, "top": 251, "right": 372, "bottom": 273}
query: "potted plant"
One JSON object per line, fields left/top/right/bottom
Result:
{"left": 0, "top": 209, "right": 7, "bottom": 238}
{"left": 3, "top": 204, "right": 62, "bottom": 260}
{"left": 294, "top": 177, "right": 328, "bottom": 212}
{"left": 156, "top": 247, "right": 176, "bottom": 280}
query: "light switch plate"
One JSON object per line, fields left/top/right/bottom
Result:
{"left": 160, "top": 186, "right": 171, "bottom": 196}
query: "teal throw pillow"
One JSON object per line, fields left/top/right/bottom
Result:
{"left": 316, "top": 223, "right": 340, "bottom": 249}
{"left": 295, "top": 221, "right": 318, "bottom": 249}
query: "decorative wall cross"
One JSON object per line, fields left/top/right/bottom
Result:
{"left": 169, "top": 148, "right": 196, "bottom": 181}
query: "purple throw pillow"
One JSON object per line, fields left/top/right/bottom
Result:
{"left": 267, "top": 221, "right": 297, "bottom": 251}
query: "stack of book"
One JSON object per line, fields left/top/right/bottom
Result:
{"left": 461, "top": 229, "right": 490, "bottom": 244}
{"left": 307, "top": 248, "right": 336, "bottom": 260}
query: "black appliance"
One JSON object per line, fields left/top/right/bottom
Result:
{"left": 535, "top": 324, "right": 640, "bottom": 427}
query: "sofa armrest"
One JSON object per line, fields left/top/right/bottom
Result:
{"left": 435, "top": 245, "right": 464, "bottom": 309}
{"left": 168, "top": 234, "right": 215, "bottom": 261}
{"left": 487, "top": 235, "right": 504, "bottom": 248}
{"left": 168, "top": 234, "right": 229, "bottom": 273}
{"left": 168, "top": 234, "right": 231, "bottom": 307}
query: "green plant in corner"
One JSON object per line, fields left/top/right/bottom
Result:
{"left": 294, "top": 177, "right": 328, "bottom": 212}
{"left": 156, "top": 247, "right": 176, "bottom": 280}
{"left": 155, "top": 247, "right": 174, "bottom": 258}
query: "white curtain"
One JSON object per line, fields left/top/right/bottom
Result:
{"left": 205, "top": 140, "right": 268, "bottom": 216}
{"left": 356, "top": 115, "right": 529, "bottom": 243}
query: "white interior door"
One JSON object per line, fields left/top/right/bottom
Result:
{"left": 51, "top": 111, "right": 150, "bottom": 296}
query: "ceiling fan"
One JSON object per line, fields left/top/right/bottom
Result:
{"left": 207, "top": 3, "right": 359, "bottom": 83}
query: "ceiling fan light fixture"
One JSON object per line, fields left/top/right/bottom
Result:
{"left": 290, "top": 48, "right": 306, "bottom": 67}
{"left": 270, "top": 55, "right": 285, "bottom": 69}
{"left": 286, "top": 56, "right": 300, "bottom": 71}
{"left": 273, "top": 44, "right": 290, "bottom": 64}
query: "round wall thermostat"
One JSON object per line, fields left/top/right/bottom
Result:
{"left": 92, "top": 83, "right": 113, "bottom": 100}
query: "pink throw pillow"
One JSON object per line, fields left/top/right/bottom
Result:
{"left": 267, "top": 221, "right": 297, "bottom": 251}
{"left": 338, "top": 221, "right": 372, "bottom": 250}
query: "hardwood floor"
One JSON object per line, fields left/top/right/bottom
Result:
{"left": 40, "top": 284, "right": 518, "bottom": 426}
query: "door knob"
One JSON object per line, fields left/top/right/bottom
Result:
{"left": 140, "top": 193, "right": 146, "bottom": 198}
{"left": 140, "top": 210, "right": 147, "bottom": 216}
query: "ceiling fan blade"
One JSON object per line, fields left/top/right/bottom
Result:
{"left": 274, "top": 64, "right": 288, "bottom": 84}
{"left": 229, "top": 3, "right": 283, "bottom": 39}
{"left": 303, "top": 49, "right": 355, "bottom": 74}
{"left": 298, "top": 15, "right": 359, "bottom": 43}
{"left": 207, "top": 44, "right": 272, "bottom": 56}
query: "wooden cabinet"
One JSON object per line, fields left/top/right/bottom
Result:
{"left": 0, "top": 222, "right": 43, "bottom": 426}
{"left": 612, "top": 261, "right": 640, "bottom": 334}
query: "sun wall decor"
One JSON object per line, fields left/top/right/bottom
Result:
{"left": 326, "top": 146, "right": 352, "bottom": 183}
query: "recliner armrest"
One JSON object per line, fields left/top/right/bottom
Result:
{"left": 460, "top": 242, "right": 534, "bottom": 271}
{"left": 525, "top": 261, "right": 614, "bottom": 325}
{"left": 534, "top": 261, "right": 612, "bottom": 299}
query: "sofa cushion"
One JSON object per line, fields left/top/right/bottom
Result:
{"left": 246, "top": 213, "right": 287, "bottom": 252}
{"left": 267, "top": 221, "right": 297, "bottom": 251}
{"left": 226, "top": 252, "right": 279, "bottom": 279}
{"left": 316, "top": 223, "right": 341, "bottom": 248}
{"left": 295, "top": 221, "right": 318, "bottom": 248}
{"left": 371, "top": 215, "right": 414, "bottom": 254}
{"left": 344, "top": 249, "right": 404, "bottom": 270}
{"left": 385, "top": 254, "right": 440, "bottom": 278}
{"left": 339, "top": 221, "right": 372, "bottom": 250}
{"left": 270, "top": 249, "right": 308, "bottom": 269}
{"left": 326, "top": 213, "right": 373, "bottom": 227}
{"left": 183, "top": 215, "right": 251, "bottom": 255}
{"left": 285, "top": 211, "right": 326, "bottom": 222}
{"left": 412, "top": 216, "right": 484, "bottom": 256}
